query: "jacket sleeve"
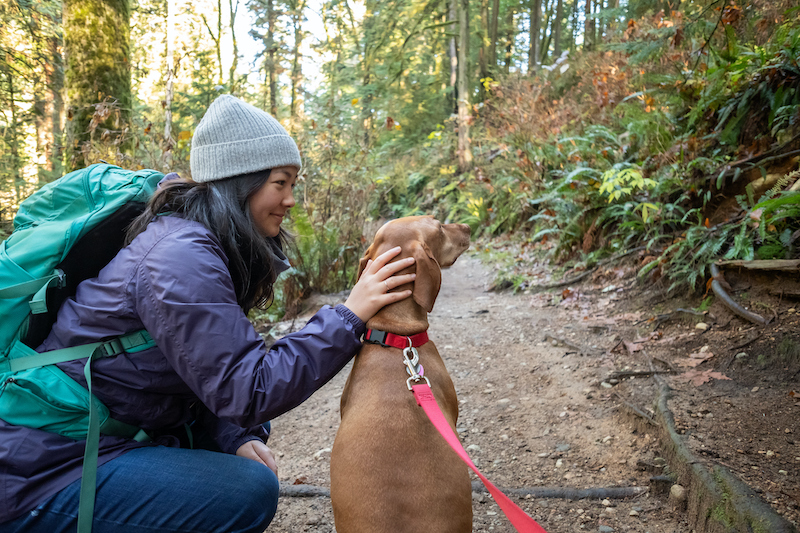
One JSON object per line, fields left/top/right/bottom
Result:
{"left": 132, "top": 223, "right": 365, "bottom": 428}
{"left": 195, "top": 405, "right": 270, "bottom": 454}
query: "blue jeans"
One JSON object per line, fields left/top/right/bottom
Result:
{"left": 0, "top": 446, "right": 279, "bottom": 533}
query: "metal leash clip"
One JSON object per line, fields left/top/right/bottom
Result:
{"left": 403, "top": 337, "right": 430, "bottom": 390}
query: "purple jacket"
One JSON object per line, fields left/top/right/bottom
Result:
{"left": 0, "top": 215, "right": 365, "bottom": 523}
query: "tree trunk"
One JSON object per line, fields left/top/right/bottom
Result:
{"left": 478, "top": 0, "right": 489, "bottom": 100}
{"left": 584, "top": 0, "right": 594, "bottom": 50}
{"left": 489, "top": 0, "right": 500, "bottom": 69}
{"left": 163, "top": 0, "right": 175, "bottom": 169}
{"left": 539, "top": 0, "right": 552, "bottom": 64}
{"left": 570, "top": 0, "right": 580, "bottom": 51}
{"left": 553, "top": 0, "right": 563, "bottom": 58}
{"left": 448, "top": 0, "right": 458, "bottom": 115}
{"left": 63, "top": 0, "right": 132, "bottom": 170}
{"left": 457, "top": 0, "right": 472, "bottom": 173}
{"left": 360, "top": 0, "right": 377, "bottom": 147}
{"left": 229, "top": 0, "right": 240, "bottom": 95}
{"left": 503, "top": 7, "right": 515, "bottom": 73}
{"left": 528, "top": 0, "right": 541, "bottom": 72}
{"left": 5, "top": 69, "right": 23, "bottom": 203}
{"left": 29, "top": 4, "right": 64, "bottom": 183}
{"left": 200, "top": 0, "right": 224, "bottom": 86}
{"left": 289, "top": 0, "right": 304, "bottom": 134}
{"left": 266, "top": 0, "right": 277, "bottom": 116}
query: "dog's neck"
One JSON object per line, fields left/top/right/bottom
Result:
{"left": 364, "top": 297, "right": 429, "bottom": 336}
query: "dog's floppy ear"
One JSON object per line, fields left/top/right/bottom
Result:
{"left": 357, "top": 245, "right": 374, "bottom": 281}
{"left": 411, "top": 241, "right": 441, "bottom": 313}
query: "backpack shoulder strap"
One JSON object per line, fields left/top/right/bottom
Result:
{"left": 0, "top": 330, "right": 157, "bottom": 374}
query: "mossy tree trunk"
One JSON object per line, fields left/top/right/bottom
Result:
{"left": 63, "top": 0, "right": 132, "bottom": 171}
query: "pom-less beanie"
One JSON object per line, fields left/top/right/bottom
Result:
{"left": 190, "top": 94, "right": 302, "bottom": 183}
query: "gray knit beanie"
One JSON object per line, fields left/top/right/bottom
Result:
{"left": 190, "top": 94, "right": 302, "bottom": 183}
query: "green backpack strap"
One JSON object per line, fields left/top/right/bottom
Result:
{"left": 1, "top": 331, "right": 155, "bottom": 533}
{"left": 0, "top": 271, "right": 61, "bottom": 302}
{"left": 77, "top": 343, "right": 150, "bottom": 533}
{"left": 0, "top": 330, "right": 157, "bottom": 374}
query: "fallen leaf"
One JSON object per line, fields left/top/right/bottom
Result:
{"left": 678, "top": 369, "right": 731, "bottom": 386}
{"left": 623, "top": 340, "right": 644, "bottom": 353}
{"left": 293, "top": 476, "right": 308, "bottom": 485}
{"left": 678, "top": 350, "right": 715, "bottom": 368}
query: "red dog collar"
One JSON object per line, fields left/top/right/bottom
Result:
{"left": 364, "top": 329, "right": 429, "bottom": 349}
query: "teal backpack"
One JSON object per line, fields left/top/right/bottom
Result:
{"left": 0, "top": 163, "right": 164, "bottom": 533}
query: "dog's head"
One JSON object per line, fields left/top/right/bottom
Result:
{"left": 358, "top": 216, "right": 470, "bottom": 313}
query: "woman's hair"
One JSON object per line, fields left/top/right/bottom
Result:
{"left": 126, "top": 171, "right": 289, "bottom": 312}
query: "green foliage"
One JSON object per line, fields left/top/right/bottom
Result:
{"left": 778, "top": 336, "right": 800, "bottom": 363}
{"left": 598, "top": 164, "right": 654, "bottom": 202}
{"left": 3, "top": 0, "right": 800, "bottom": 312}
{"left": 683, "top": 15, "right": 800, "bottom": 147}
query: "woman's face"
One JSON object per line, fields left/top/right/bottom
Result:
{"left": 248, "top": 166, "right": 298, "bottom": 237}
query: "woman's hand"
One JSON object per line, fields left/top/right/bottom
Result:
{"left": 344, "top": 246, "right": 416, "bottom": 323}
{"left": 236, "top": 440, "right": 278, "bottom": 476}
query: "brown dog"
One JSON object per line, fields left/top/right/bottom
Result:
{"left": 330, "top": 216, "right": 473, "bottom": 532}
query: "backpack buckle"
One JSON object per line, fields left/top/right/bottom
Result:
{"left": 100, "top": 338, "right": 124, "bottom": 357}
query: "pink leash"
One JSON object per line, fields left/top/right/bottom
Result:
{"left": 412, "top": 384, "right": 549, "bottom": 533}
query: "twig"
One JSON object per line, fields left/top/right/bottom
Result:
{"left": 613, "top": 392, "right": 658, "bottom": 426}
{"left": 711, "top": 134, "right": 800, "bottom": 184}
{"left": 710, "top": 264, "right": 768, "bottom": 325}
{"left": 531, "top": 246, "right": 647, "bottom": 292}
{"left": 644, "top": 307, "right": 707, "bottom": 329}
{"left": 731, "top": 332, "right": 762, "bottom": 351}
{"left": 470, "top": 481, "right": 648, "bottom": 499}
{"left": 543, "top": 334, "right": 586, "bottom": 354}
{"left": 652, "top": 356, "right": 677, "bottom": 372}
{"left": 608, "top": 370, "right": 675, "bottom": 380}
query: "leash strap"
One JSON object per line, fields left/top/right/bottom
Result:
{"left": 412, "top": 384, "right": 549, "bottom": 533}
{"left": 365, "top": 329, "right": 429, "bottom": 349}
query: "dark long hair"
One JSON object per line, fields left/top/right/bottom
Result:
{"left": 126, "top": 171, "right": 289, "bottom": 313}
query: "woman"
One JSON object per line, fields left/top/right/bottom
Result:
{"left": 0, "top": 95, "right": 415, "bottom": 532}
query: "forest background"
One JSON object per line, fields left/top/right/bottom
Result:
{"left": 1, "top": 0, "right": 799, "bottom": 320}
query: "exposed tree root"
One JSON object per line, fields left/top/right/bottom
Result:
{"left": 619, "top": 374, "right": 798, "bottom": 533}
{"left": 710, "top": 263, "right": 769, "bottom": 325}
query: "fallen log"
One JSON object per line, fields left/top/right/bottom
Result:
{"left": 717, "top": 259, "right": 800, "bottom": 271}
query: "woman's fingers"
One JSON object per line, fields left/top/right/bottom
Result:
{"left": 383, "top": 272, "right": 417, "bottom": 291}
{"left": 345, "top": 247, "right": 416, "bottom": 322}
{"left": 367, "top": 246, "right": 402, "bottom": 273}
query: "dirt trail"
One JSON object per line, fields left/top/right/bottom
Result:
{"left": 263, "top": 256, "right": 687, "bottom": 532}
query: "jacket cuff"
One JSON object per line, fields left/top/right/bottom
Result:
{"left": 231, "top": 434, "right": 265, "bottom": 452}
{"left": 334, "top": 304, "right": 366, "bottom": 337}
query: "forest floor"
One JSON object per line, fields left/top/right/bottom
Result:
{"left": 256, "top": 248, "right": 799, "bottom": 533}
